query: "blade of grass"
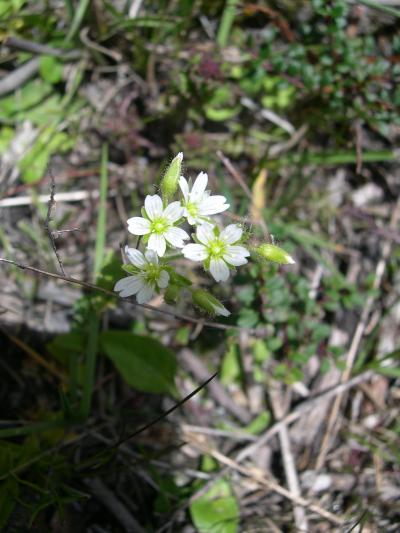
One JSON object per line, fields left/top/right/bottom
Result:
{"left": 354, "top": 0, "right": 400, "bottom": 18}
{"left": 93, "top": 144, "right": 108, "bottom": 277}
{"left": 65, "top": 0, "right": 91, "bottom": 42}
{"left": 0, "top": 419, "right": 65, "bottom": 439}
{"left": 264, "top": 150, "right": 396, "bottom": 170}
{"left": 79, "top": 143, "right": 108, "bottom": 420}
{"left": 217, "top": 0, "right": 239, "bottom": 47}
{"left": 64, "top": 0, "right": 74, "bottom": 22}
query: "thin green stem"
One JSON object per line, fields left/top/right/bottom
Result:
{"left": 64, "top": 0, "right": 74, "bottom": 22}
{"left": 65, "top": 0, "right": 91, "bottom": 42}
{"left": 79, "top": 143, "right": 108, "bottom": 420}
{"left": 217, "top": 0, "right": 239, "bottom": 47}
{"left": 93, "top": 144, "right": 108, "bottom": 277}
{"left": 79, "top": 313, "right": 99, "bottom": 419}
{"left": 0, "top": 419, "right": 65, "bottom": 439}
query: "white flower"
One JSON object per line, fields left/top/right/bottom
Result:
{"left": 182, "top": 223, "right": 250, "bottom": 282}
{"left": 179, "top": 172, "right": 229, "bottom": 226}
{"left": 114, "top": 247, "right": 170, "bottom": 303}
{"left": 127, "top": 195, "right": 189, "bottom": 257}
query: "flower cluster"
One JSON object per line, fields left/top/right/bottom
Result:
{"left": 114, "top": 153, "right": 294, "bottom": 316}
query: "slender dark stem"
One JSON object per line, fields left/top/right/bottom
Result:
{"left": 0, "top": 257, "right": 266, "bottom": 335}
{"left": 44, "top": 165, "right": 66, "bottom": 276}
{"left": 113, "top": 372, "right": 218, "bottom": 448}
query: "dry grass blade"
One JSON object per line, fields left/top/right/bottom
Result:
{"left": 315, "top": 198, "right": 400, "bottom": 470}
{"left": 184, "top": 429, "right": 345, "bottom": 526}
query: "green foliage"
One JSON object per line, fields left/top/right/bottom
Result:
{"left": 101, "top": 331, "right": 178, "bottom": 395}
{"left": 190, "top": 478, "right": 239, "bottom": 533}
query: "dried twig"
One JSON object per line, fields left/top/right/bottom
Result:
{"left": 84, "top": 477, "right": 145, "bottom": 533}
{"left": 269, "top": 381, "right": 308, "bottom": 531}
{"left": 184, "top": 430, "right": 345, "bottom": 526}
{"left": 0, "top": 58, "right": 39, "bottom": 97}
{"left": 236, "top": 370, "right": 374, "bottom": 463}
{"left": 44, "top": 166, "right": 66, "bottom": 275}
{"left": 0, "top": 189, "right": 104, "bottom": 207}
{"left": 315, "top": 200, "right": 400, "bottom": 470}
{"left": 4, "top": 36, "right": 81, "bottom": 59}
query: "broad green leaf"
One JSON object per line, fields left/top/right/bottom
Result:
{"left": 39, "top": 55, "right": 63, "bottom": 84}
{"left": 47, "top": 332, "right": 84, "bottom": 365}
{"left": 100, "top": 331, "right": 177, "bottom": 395}
{"left": 0, "top": 80, "right": 53, "bottom": 119}
{"left": 190, "top": 478, "right": 239, "bottom": 533}
{"left": 18, "top": 128, "right": 73, "bottom": 183}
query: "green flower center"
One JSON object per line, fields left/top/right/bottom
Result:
{"left": 144, "top": 264, "right": 161, "bottom": 285}
{"left": 186, "top": 202, "right": 198, "bottom": 218}
{"left": 151, "top": 217, "right": 168, "bottom": 234}
{"left": 208, "top": 239, "right": 226, "bottom": 259}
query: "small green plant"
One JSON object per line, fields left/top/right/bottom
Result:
{"left": 114, "top": 153, "right": 295, "bottom": 316}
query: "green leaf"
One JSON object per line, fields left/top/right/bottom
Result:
{"left": 18, "top": 127, "right": 73, "bottom": 183}
{"left": 244, "top": 411, "right": 270, "bottom": 435}
{"left": 47, "top": 332, "right": 84, "bottom": 365}
{"left": 100, "top": 331, "right": 177, "bottom": 395}
{"left": 237, "top": 309, "right": 259, "bottom": 328}
{"left": 220, "top": 343, "right": 241, "bottom": 385}
{"left": 190, "top": 478, "right": 239, "bottom": 533}
{"left": 39, "top": 55, "right": 63, "bottom": 84}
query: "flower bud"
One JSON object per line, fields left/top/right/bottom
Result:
{"left": 192, "top": 289, "right": 230, "bottom": 317}
{"left": 160, "top": 152, "right": 183, "bottom": 201}
{"left": 164, "top": 284, "right": 180, "bottom": 305}
{"left": 256, "top": 243, "right": 295, "bottom": 265}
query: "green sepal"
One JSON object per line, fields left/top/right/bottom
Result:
{"left": 164, "top": 284, "right": 181, "bottom": 304}
{"left": 122, "top": 264, "right": 139, "bottom": 274}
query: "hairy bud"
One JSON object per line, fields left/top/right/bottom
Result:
{"left": 191, "top": 289, "right": 230, "bottom": 317}
{"left": 160, "top": 152, "right": 183, "bottom": 201}
{"left": 256, "top": 243, "right": 295, "bottom": 265}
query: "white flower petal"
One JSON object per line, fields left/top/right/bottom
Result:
{"left": 196, "top": 223, "right": 215, "bottom": 245}
{"left": 127, "top": 217, "right": 151, "bottom": 235}
{"left": 190, "top": 172, "right": 208, "bottom": 201}
{"left": 212, "top": 303, "right": 231, "bottom": 317}
{"left": 164, "top": 226, "right": 189, "bottom": 248}
{"left": 220, "top": 224, "right": 242, "bottom": 244}
{"left": 224, "top": 245, "right": 250, "bottom": 266}
{"left": 114, "top": 275, "right": 144, "bottom": 297}
{"left": 125, "top": 247, "right": 146, "bottom": 268}
{"left": 186, "top": 213, "right": 197, "bottom": 225}
{"left": 179, "top": 176, "right": 189, "bottom": 201}
{"left": 144, "top": 249, "right": 159, "bottom": 265}
{"left": 136, "top": 284, "right": 155, "bottom": 304}
{"left": 182, "top": 243, "right": 208, "bottom": 261}
{"left": 158, "top": 270, "right": 169, "bottom": 289}
{"left": 198, "top": 195, "right": 230, "bottom": 216}
{"left": 148, "top": 233, "right": 166, "bottom": 256}
{"left": 144, "top": 195, "right": 163, "bottom": 220}
{"left": 163, "top": 201, "right": 183, "bottom": 223}
{"left": 209, "top": 258, "right": 230, "bottom": 282}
